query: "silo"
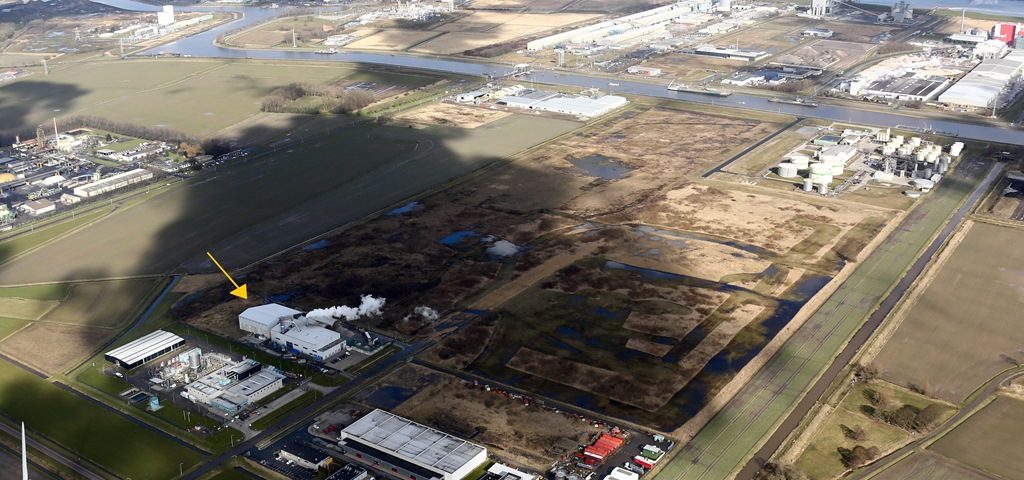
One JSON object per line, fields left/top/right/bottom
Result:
{"left": 189, "top": 349, "right": 202, "bottom": 370}
{"left": 818, "top": 182, "right": 828, "bottom": 195}
{"left": 909, "top": 136, "right": 921, "bottom": 147}
{"left": 915, "top": 149, "right": 927, "bottom": 162}
{"left": 778, "top": 162, "right": 800, "bottom": 178}
{"left": 926, "top": 150, "right": 940, "bottom": 163}
{"left": 876, "top": 128, "right": 891, "bottom": 142}
{"left": 803, "top": 178, "right": 814, "bottom": 192}
{"left": 899, "top": 144, "right": 914, "bottom": 156}
{"left": 924, "top": 167, "right": 933, "bottom": 178}
{"left": 809, "top": 163, "right": 832, "bottom": 185}
{"left": 894, "top": 135, "right": 904, "bottom": 146}
{"left": 950, "top": 142, "right": 964, "bottom": 156}
{"left": 882, "top": 144, "right": 896, "bottom": 155}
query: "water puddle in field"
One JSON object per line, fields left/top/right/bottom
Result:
{"left": 568, "top": 154, "right": 634, "bottom": 180}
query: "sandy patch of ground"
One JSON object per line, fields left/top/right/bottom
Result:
{"left": 172, "top": 273, "right": 224, "bottom": 294}
{"left": 394, "top": 102, "right": 512, "bottom": 129}
{"left": 0, "top": 323, "right": 116, "bottom": 375}
{"left": 627, "top": 184, "right": 876, "bottom": 254}
{"left": 346, "top": 30, "right": 442, "bottom": 50}
{"left": 674, "top": 304, "right": 765, "bottom": 381}
{"left": 607, "top": 240, "right": 770, "bottom": 283}
{"left": 626, "top": 337, "right": 674, "bottom": 357}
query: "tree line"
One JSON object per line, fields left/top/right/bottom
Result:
{"left": 260, "top": 82, "right": 377, "bottom": 115}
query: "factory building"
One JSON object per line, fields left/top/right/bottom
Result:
{"left": 803, "top": 28, "right": 834, "bottom": 38}
{"left": 270, "top": 321, "right": 345, "bottom": 361}
{"left": 18, "top": 199, "right": 56, "bottom": 216}
{"left": 72, "top": 169, "right": 154, "bottom": 198}
{"left": 239, "top": 303, "right": 303, "bottom": 338}
{"left": 278, "top": 443, "right": 334, "bottom": 471}
{"left": 339, "top": 409, "right": 488, "bottom": 480}
{"left": 182, "top": 358, "right": 285, "bottom": 413}
{"left": 691, "top": 45, "right": 770, "bottom": 62}
{"left": 526, "top": 0, "right": 713, "bottom": 50}
{"left": 480, "top": 463, "right": 537, "bottom": 480}
{"left": 861, "top": 74, "right": 949, "bottom": 102}
{"left": 105, "top": 330, "right": 185, "bottom": 369}
{"left": 939, "top": 50, "right": 1024, "bottom": 109}
{"left": 818, "top": 145, "right": 857, "bottom": 165}
{"left": 626, "top": 66, "right": 662, "bottom": 76}
{"left": 500, "top": 92, "right": 628, "bottom": 118}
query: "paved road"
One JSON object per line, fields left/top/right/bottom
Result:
{"left": 180, "top": 340, "right": 429, "bottom": 480}
{"left": 655, "top": 157, "right": 999, "bottom": 480}
{"left": 0, "top": 422, "right": 105, "bottom": 480}
{"left": 732, "top": 160, "right": 1004, "bottom": 479}
{"left": 850, "top": 371, "right": 1024, "bottom": 479}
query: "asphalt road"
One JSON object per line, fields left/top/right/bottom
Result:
{"left": 850, "top": 368, "right": 1024, "bottom": 479}
{"left": 735, "top": 159, "right": 1004, "bottom": 479}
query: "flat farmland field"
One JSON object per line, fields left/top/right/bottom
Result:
{"left": 713, "top": 16, "right": 821, "bottom": 52}
{"left": 42, "top": 279, "right": 161, "bottom": 328}
{"left": 0, "top": 59, "right": 438, "bottom": 138}
{"left": 0, "top": 322, "right": 117, "bottom": 375}
{"left": 0, "top": 115, "right": 579, "bottom": 285}
{"left": 873, "top": 221, "right": 1024, "bottom": 402}
{"left": 930, "top": 396, "right": 1024, "bottom": 480}
{"left": 875, "top": 452, "right": 993, "bottom": 480}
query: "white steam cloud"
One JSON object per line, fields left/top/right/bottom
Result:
{"left": 307, "top": 295, "right": 387, "bottom": 322}
{"left": 414, "top": 306, "right": 440, "bottom": 321}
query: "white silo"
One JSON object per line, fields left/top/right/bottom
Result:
{"left": 909, "top": 136, "right": 921, "bottom": 147}
{"left": 926, "top": 149, "right": 940, "bottom": 163}
{"left": 803, "top": 178, "right": 814, "bottom": 192}
{"left": 809, "top": 163, "right": 833, "bottom": 185}
{"left": 778, "top": 162, "right": 800, "bottom": 178}
{"left": 950, "top": 142, "right": 964, "bottom": 156}
{"left": 818, "top": 182, "right": 828, "bottom": 195}
{"left": 915, "top": 149, "right": 927, "bottom": 162}
{"left": 893, "top": 135, "right": 904, "bottom": 146}
{"left": 882, "top": 144, "right": 896, "bottom": 155}
{"left": 876, "top": 128, "right": 891, "bottom": 142}
{"left": 718, "top": 0, "right": 732, "bottom": 11}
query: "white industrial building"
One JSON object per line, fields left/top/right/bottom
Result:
{"left": 72, "top": 169, "right": 154, "bottom": 198}
{"left": 239, "top": 303, "right": 303, "bottom": 338}
{"left": 18, "top": 199, "right": 56, "bottom": 216}
{"left": 939, "top": 51, "right": 1024, "bottom": 109}
{"left": 500, "top": 91, "right": 627, "bottom": 118}
{"left": 105, "top": 330, "right": 185, "bottom": 369}
{"left": 156, "top": 5, "right": 175, "bottom": 26}
{"left": 818, "top": 145, "right": 857, "bottom": 165}
{"left": 526, "top": 0, "right": 713, "bottom": 50}
{"left": 339, "top": 409, "right": 488, "bottom": 480}
{"left": 270, "top": 322, "right": 345, "bottom": 361}
{"left": 182, "top": 358, "right": 285, "bottom": 413}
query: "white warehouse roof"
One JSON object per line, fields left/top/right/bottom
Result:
{"left": 341, "top": 409, "right": 487, "bottom": 476}
{"left": 940, "top": 52, "right": 1024, "bottom": 108}
{"left": 105, "top": 330, "right": 184, "bottom": 367}
{"left": 241, "top": 303, "right": 302, "bottom": 328}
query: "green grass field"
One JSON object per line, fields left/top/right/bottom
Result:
{"left": 795, "top": 382, "right": 952, "bottom": 479}
{"left": 0, "top": 206, "right": 113, "bottom": 267}
{"left": 655, "top": 158, "right": 991, "bottom": 480}
{"left": 873, "top": 451, "right": 992, "bottom": 480}
{"left": 0, "top": 318, "right": 27, "bottom": 341}
{"left": 929, "top": 396, "right": 1024, "bottom": 480}
{"left": 249, "top": 390, "right": 321, "bottom": 431}
{"left": 873, "top": 222, "right": 1024, "bottom": 403}
{"left": 0, "top": 58, "right": 438, "bottom": 137}
{"left": 42, "top": 278, "right": 162, "bottom": 328}
{"left": 0, "top": 359, "right": 204, "bottom": 479}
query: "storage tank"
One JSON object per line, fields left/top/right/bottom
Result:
{"left": 882, "top": 145, "right": 896, "bottom": 155}
{"left": 926, "top": 150, "right": 940, "bottom": 163}
{"left": 809, "top": 164, "right": 833, "bottom": 185}
{"left": 899, "top": 144, "right": 914, "bottom": 156}
{"left": 188, "top": 349, "right": 202, "bottom": 369}
{"left": 876, "top": 128, "right": 891, "bottom": 142}
{"left": 778, "top": 162, "right": 800, "bottom": 178}
{"left": 803, "top": 178, "right": 814, "bottom": 192}
{"left": 787, "top": 154, "right": 811, "bottom": 168}
{"left": 909, "top": 136, "right": 921, "bottom": 147}
{"left": 894, "top": 135, "right": 904, "bottom": 145}
{"left": 818, "top": 183, "right": 828, "bottom": 195}
{"left": 950, "top": 142, "right": 964, "bottom": 156}
{"left": 915, "top": 149, "right": 927, "bottom": 162}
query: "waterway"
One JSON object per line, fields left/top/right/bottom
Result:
{"left": 89, "top": 0, "right": 1024, "bottom": 145}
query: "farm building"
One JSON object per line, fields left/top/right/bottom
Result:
{"left": 239, "top": 303, "right": 303, "bottom": 338}
{"left": 270, "top": 321, "right": 345, "bottom": 361}
{"left": 72, "top": 169, "right": 154, "bottom": 198}
{"left": 182, "top": 359, "right": 285, "bottom": 413}
{"left": 105, "top": 330, "right": 185, "bottom": 369}
{"left": 339, "top": 409, "right": 488, "bottom": 480}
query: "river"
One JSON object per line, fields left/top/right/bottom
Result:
{"left": 90, "top": 0, "right": 1024, "bottom": 145}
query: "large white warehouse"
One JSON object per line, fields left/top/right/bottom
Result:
{"left": 73, "top": 168, "right": 154, "bottom": 198}
{"left": 939, "top": 50, "right": 1024, "bottom": 109}
{"left": 239, "top": 303, "right": 303, "bottom": 338}
{"left": 527, "top": 0, "right": 713, "bottom": 50}
{"left": 339, "top": 409, "right": 488, "bottom": 480}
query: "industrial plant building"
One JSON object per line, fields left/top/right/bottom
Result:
{"left": 72, "top": 168, "right": 154, "bottom": 198}
{"left": 526, "top": 0, "right": 714, "bottom": 51}
{"left": 104, "top": 329, "right": 185, "bottom": 369}
{"left": 939, "top": 50, "right": 1024, "bottom": 109}
{"left": 861, "top": 74, "right": 950, "bottom": 102}
{"left": 499, "top": 91, "right": 628, "bottom": 118}
{"left": 181, "top": 358, "right": 285, "bottom": 413}
{"left": 270, "top": 321, "right": 345, "bottom": 361}
{"left": 240, "top": 303, "right": 303, "bottom": 338}
{"left": 339, "top": 409, "right": 488, "bottom": 480}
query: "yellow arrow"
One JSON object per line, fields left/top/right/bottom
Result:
{"left": 206, "top": 251, "right": 248, "bottom": 300}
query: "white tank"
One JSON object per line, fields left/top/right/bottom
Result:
{"left": 894, "top": 135, "right": 904, "bottom": 145}
{"left": 810, "top": 172, "right": 833, "bottom": 185}
{"left": 809, "top": 162, "right": 831, "bottom": 175}
{"left": 876, "top": 128, "right": 891, "bottom": 142}
{"left": 915, "top": 149, "right": 927, "bottom": 161}
{"left": 926, "top": 150, "right": 940, "bottom": 163}
{"left": 787, "top": 154, "right": 811, "bottom": 168}
{"left": 778, "top": 162, "right": 800, "bottom": 178}
{"left": 803, "top": 178, "right": 814, "bottom": 191}
{"left": 818, "top": 182, "right": 828, "bottom": 194}
{"left": 950, "top": 142, "right": 964, "bottom": 156}
{"left": 882, "top": 145, "right": 896, "bottom": 155}
{"left": 909, "top": 136, "right": 921, "bottom": 147}
{"left": 899, "top": 145, "right": 914, "bottom": 156}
